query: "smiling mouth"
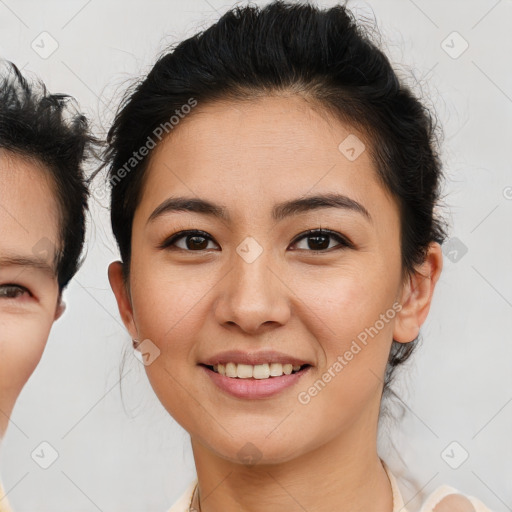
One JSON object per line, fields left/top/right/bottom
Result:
{"left": 201, "top": 363, "right": 311, "bottom": 379}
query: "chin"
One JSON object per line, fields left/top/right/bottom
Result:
{"left": 200, "top": 433, "right": 307, "bottom": 467}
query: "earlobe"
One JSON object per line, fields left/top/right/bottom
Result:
{"left": 54, "top": 299, "right": 66, "bottom": 320}
{"left": 393, "top": 242, "right": 443, "bottom": 344}
{"left": 108, "top": 261, "right": 138, "bottom": 340}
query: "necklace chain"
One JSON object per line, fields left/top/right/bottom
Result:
{"left": 187, "top": 461, "right": 395, "bottom": 511}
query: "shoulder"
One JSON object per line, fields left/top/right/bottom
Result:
{"left": 419, "top": 485, "right": 493, "bottom": 512}
{"left": 0, "top": 481, "right": 12, "bottom": 512}
{"left": 167, "top": 475, "right": 494, "bottom": 512}
{"left": 383, "top": 462, "right": 493, "bottom": 512}
{"left": 166, "top": 479, "right": 197, "bottom": 512}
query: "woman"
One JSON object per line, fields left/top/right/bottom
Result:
{"left": 105, "top": 2, "right": 492, "bottom": 511}
{"left": 0, "top": 64, "right": 92, "bottom": 511}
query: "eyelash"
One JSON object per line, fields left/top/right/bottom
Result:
{"left": 158, "top": 228, "right": 354, "bottom": 253}
{"left": 0, "top": 284, "right": 31, "bottom": 300}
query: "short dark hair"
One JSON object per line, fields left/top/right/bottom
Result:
{"left": 103, "top": 1, "right": 447, "bottom": 391}
{"left": 0, "top": 62, "right": 93, "bottom": 291}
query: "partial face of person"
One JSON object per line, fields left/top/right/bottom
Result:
{"left": 0, "top": 151, "right": 63, "bottom": 437}
{"left": 110, "top": 95, "right": 441, "bottom": 464}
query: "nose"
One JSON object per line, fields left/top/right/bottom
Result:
{"left": 213, "top": 240, "right": 291, "bottom": 335}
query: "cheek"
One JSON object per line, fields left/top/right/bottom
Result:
{"left": 129, "top": 260, "right": 216, "bottom": 345}
{"left": 128, "top": 266, "right": 203, "bottom": 389}
{"left": 294, "top": 257, "right": 400, "bottom": 345}
{"left": 0, "top": 316, "right": 53, "bottom": 420}
{"left": 128, "top": 264, "right": 226, "bottom": 431}
{"left": 289, "top": 260, "right": 400, "bottom": 407}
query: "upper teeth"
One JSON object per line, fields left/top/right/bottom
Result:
{"left": 213, "top": 363, "right": 303, "bottom": 379}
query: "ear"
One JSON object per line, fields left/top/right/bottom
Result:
{"left": 108, "top": 261, "right": 139, "bottom": 340}
{"left": 393, "top": 242, "right": 443, "bottom": 344}
{"left": 54, "top": 297, "right": 66, "bottom": 321}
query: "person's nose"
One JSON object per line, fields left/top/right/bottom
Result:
{"left": 212, "top": 237, "right": 291, "bottom": 336}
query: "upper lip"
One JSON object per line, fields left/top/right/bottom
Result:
{"left": 200, "top": 350, "right": 312, "bottom": 367}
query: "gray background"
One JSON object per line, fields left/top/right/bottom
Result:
{"left": 0, "top": 0, "right": 511, "bottom": 510}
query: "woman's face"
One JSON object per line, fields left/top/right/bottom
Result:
{"left": 110, "top": 95, "right": 441, "bottom": 464}
{"left": 0, "top": 151, "right": 63, "bottom": 437}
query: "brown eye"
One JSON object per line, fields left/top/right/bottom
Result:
{"left": 159, "top": 230, "right": 219, "bottom": 251}
{"left": 158, "top": 228, "right": 353, "bottom": 253}
{"left": 290, "top": 229, "right": 353, "bottom": 252}
{"left": 0, "top": 284, "right": 30, "bottom": 299}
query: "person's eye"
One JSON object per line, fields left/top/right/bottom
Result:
{"left": 289, "top": 229, "right": 354, "bottom": 252}
{"left": 158, "top": 230, "right": 219, "bottom": 251}
{"left": 159, "top": 228, "right": 354, "bottom": 253}
{"left": 0, "top": 284, "right": 32, "bottom": 299}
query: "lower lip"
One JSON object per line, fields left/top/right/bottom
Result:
{"left": 200, "top": 365, "right": 310, "bottom": 399}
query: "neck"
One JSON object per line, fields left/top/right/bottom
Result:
{"left": 190, "top": 410, "right": 393, "bottom": 512}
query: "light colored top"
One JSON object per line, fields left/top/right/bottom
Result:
{"left": 0, "top": 482, "right": 11, "bottom": 512}
{"left": 167, "top": 461, "right": 493, "bottom": 512}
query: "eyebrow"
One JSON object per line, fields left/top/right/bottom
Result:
{"left": 0, "top": 255, "right": 56, "bottom": 277}
{"left": 147, "top": 193, "right": 372, "bottom": 225}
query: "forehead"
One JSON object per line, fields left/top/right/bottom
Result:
{"left": 0, "top": 151, "right": 60, "bottom": 268}
{"left": 140, "top": 95, "right": 397, "bottom": 224}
